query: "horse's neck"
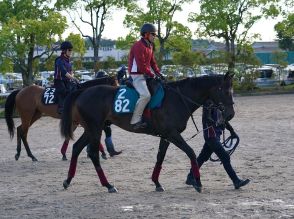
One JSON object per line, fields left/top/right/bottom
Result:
{"left": 175, "top": 81, "right": 209, "bottom": 113}
{"left": 81, "top": 78, "right": 111, "bottom": 89}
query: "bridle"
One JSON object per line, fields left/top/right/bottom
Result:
{"left": 164, "top": 82, "right": 228, "bottom": 141}
{"left": 167, "top": 82, "right": 239, "bottom": 162}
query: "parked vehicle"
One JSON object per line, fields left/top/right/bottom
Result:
{"left": 2, "top": 73, "right": 23, "bottom": 90}
{"left": 284, "top": 65, "right": 294, "bottom": 85}
{"left": 80, "top": 74, "right": 93, "bottom": 83}
{"left": 0, "top": 74, "right": 8, "bottom": 86}
{"left": 254, "top": 66, "right": 279, "bottom": 87}
{"left": 0, "top": 84, "right": 7, "bottom": 93}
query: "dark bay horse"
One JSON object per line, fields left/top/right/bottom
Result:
{"left": 60, "top": 73, "right": 235, "bottom": 193}
{"left": 4, "top": 76, "right": 117, "bottom": 161}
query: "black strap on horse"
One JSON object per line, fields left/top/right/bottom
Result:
{"left": 209, "top": 130, "right": 240, "bottom": 162}
{"left": 176, "top": 86, "right": 200, "bottom": 135}
{"left": 163, "top": 84, "right": 203, "bottom": 140}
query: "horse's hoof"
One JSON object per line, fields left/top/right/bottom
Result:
{"left": 62, "top": 155, "right": 67, "bottom": 161}
{"left": 193, "top": 179, "right": 202, "bottom": 193}
{"left": 155, "top": 186, "right": 165, "bottom": 192}
{"left": 63, "top": 180, "right": 70, "bottom": 189}
{"left": 15, "top": 154, "right": 19, "bottom": 161}
{"left": 194, "top": 185, "right": 202, "bottom": 193}
{"left": 101, "top": 154, "right": 107, "bottom": 160}
{"left": 32, "top": 157, "right": 38, "bottom": 162}
{"left": 108, "top": 186, "right": 118, "bottom": 193}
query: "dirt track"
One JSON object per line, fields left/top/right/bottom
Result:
{"left": 0, "top": 94, "right": 294, "bottom": 218}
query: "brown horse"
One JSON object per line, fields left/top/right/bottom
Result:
{"left": 5, "top": 77, "right": 117, "bottom": 161}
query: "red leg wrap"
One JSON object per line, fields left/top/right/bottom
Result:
{"left": 191, "top": 160, "right": 200, "bottom": 179}
{"left": 96, "top": 167, "right": 109, "bottom": 186}
{"left": 68, "top": 157, "right": 78, "bottom": 178}
{"left": 99, "top": 143, "right": 105, "bottom": 153}
{"left": 61, "top": 141, "right": 69, "bottom": 155}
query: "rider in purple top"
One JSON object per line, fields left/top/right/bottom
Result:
{"left": 54, "top": 41, "right": 78, "bottom": 114}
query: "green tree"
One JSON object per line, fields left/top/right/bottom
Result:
{"left": 56, "top": 0, "right": 129, "bottom": 72}
{"left": 0, "top": 0, "right": 67, "bottom": 86}
{"left": 66, "top": 33, "right": 86, "bottom": 70}
{"left": 0, "top": 58, "right": 14, "bottom": 73}
{"left": 275, "top": 13, "right": 294, "bottom": 51}
{"left": 189, "top": 0, "right": 279, "bottom": 73}
{"left": 235, "top": 43, "right": 260, "bottom": 81}
{"left": 124, "top": 0, "right": 193, "bottom": 65}
{"left": 44, "top": 54, "right": 58, "bottom": 71}
{"left": 102, "top": 56, "right": 116, "bottom": 69}
{"left": 272, "top": 50, "right": 288, "bottom": 83}
{"left": 172, "top": 50, "right": 206, "bottom": 67}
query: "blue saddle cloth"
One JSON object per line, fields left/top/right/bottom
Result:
{"left": 113, "top": 84, "right": 164, "bottom": 114}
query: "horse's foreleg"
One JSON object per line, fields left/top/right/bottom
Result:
{"left": 152, "top": 138, "right": 170, "bottom": 192}
{"left": 167, "top": 132, "right": 202, "bottom": 193}
{"left": 88, "top": 131, "right": 117, "bottom": 193}
{"left": 15, "top": 126, "right": 22, "bottom": 160}
{"left": 20, "top": 111, "right": 41, "bottom": 162}
{"left": 63, "top": 132, "right": 88, "bottom": 189}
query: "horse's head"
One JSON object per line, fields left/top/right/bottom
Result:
{"left": 208, "top": 72, "right": 235, "bottom": 121}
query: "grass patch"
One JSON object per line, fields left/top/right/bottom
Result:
{"left": 0, "top": 109, "right": 4, "bottom": 118}
{"left": 0, "top": 97, "right": 6, "bottom": 108}
{"left": 0, "top": 108, "right": 19, "bottom": 118}
{"left": 234, "top": 84, "right": 294, "bottom": 96}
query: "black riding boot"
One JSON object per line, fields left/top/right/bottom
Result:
{"left": 57, "top": 94, "right": 64, "bottom": 114}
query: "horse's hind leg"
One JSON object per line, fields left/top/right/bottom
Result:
{"left": 167, "top": 131, "right": 202, "bottom": 193}
{"left": 63, "top": 132, "right": 88, "bottom": 189}
{"left": 60, "top": 139, "right": 70, "bottom": 161}
{"left": 15, "top": 126, "right": 22, "bottom": 160}
{"left": 152, "top": 138, "right": 170, "bottom": 192}
{"left": 18, "top": 125, "right": 38, "bottom": 161}
{"left": 87, "top": 130, "right": 117, "bottom": 193}
{"left": 61, "top": 125, "right": 77, "bottom": 161}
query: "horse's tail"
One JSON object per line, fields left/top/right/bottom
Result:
{"left": 5, "top": 89, "right": 20, "bottom": 139}
{"left": 60, "top": 90, "right": 84, "bottom": 140}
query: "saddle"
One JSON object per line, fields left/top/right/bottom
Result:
{"left": 113, "top": 78, "right": 165, "bottom": 114}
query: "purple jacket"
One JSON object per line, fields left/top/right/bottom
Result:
{"left": 54, "top": 53, "right": 72, "bottom": 81}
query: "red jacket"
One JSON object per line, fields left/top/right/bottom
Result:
{"left": 128, "top": 38, "right": 160, "bottom": 77}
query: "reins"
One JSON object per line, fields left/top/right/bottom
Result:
{"left": 164, "top": 82, "right": 223, "bottom": 141}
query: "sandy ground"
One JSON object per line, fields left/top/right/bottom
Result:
{"left": 0, "top": 94, "right": 294, "bottom": 219}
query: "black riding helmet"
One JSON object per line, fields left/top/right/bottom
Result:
{"left": 60, "top": 41, "right": 73, "bottom": 51}
{"left": 140, "top": 23, "right": 156, "bottom": 36}
{"left": 95, "top": 70, "right": 108, "bottom": 78}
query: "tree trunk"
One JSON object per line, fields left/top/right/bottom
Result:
{"left": 158, "top": 39, "right": 165, "bottom": 67}
{"left": 24, "top": 45, "right": 35, "bottom": 86}
{"left": 225, "top": 38, "right": 235, "bottom": 74}
{"left": 93, "top": 42, "right": 99, "bottom": 72}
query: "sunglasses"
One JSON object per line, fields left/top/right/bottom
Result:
{"left": 68, "top": 49, "right": 72, "bottom": 52}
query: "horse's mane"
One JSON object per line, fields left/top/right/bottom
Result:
{"left": 167, "top": 75, "right": 224, "bottom": 89}
{"left": 80, "top": 75, "right": 116, "bottom": 89}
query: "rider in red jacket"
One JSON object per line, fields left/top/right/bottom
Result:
{"left": 128, "top": 23, "right": 164, "bottom": 130}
